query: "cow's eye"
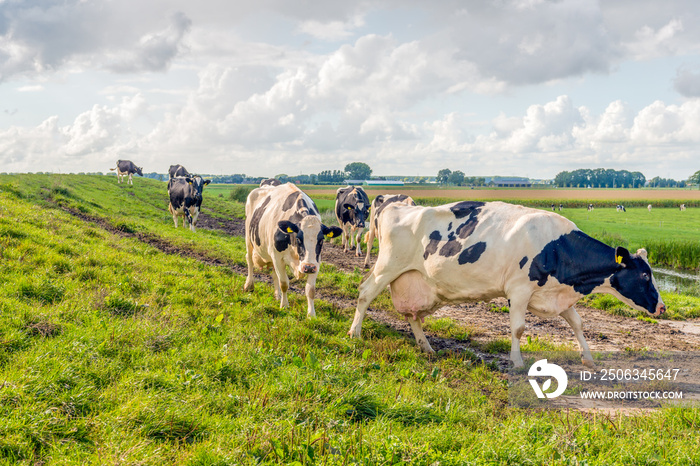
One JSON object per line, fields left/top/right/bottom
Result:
{"left": 642, "top": 273, "right": 650, "bottom": 281}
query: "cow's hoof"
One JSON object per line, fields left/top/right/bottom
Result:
{"left": 347, "top": 328, "right": 362, "bottom": 339}
{"left": 243, "top": 280, "right": 254, "bottom": 292}
{"left": 582, "top": 358, "right": 596, "bottom": 369}
{"left": 306, "top": 310, "right": 316, "bottom": 318}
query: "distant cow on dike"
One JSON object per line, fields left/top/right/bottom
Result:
{"left": 244, "top": 183, "right": 342, "bottom": 317}
{"left": 363, "top": 194, "right": 416, "bottom": 268}
{"left": 680, "top": 204, "right": 686, "bottom": 211}
{"left": 109, "top": 160, "right": 143, "bottom": 184}
{"left": 648, "top": 204, "right": 653, "bottom": 212}
{"left": 335, "top": 186, "right": 371, "bottom": 256}
{"left": 167, "top": 175, "right": 211, "bottom": 232}
{"left": 169, "top": 164, "right": 190, "bottom": 179}
{"left": 260, "top": 178, "right": 282, "bottom": 187}
{"left": 348, "top": 200, "right": 666, "bottom": 368}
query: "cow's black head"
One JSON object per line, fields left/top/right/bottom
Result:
{"left": 186, "top": 176, "right": 211, "bottom": 200}
{"left": 609, "top": 247, "right": 665, "bottom": 315}
{"left": 135, "top": 166, "right": 144, "bottom": 176}
{"left": 343, "top": 201, "right": 369, "bottom": 228}
{"left": 276, "top": 218, "right": 342, "bottom": 275}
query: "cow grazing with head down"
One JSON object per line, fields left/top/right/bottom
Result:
{"left": 335, "top": 186, "right": 371, "bottom": 256}
{"left": 167, "top": 175, "right": 211, "bottom": 231}
{"left": 363, "top": 194, "right": 416, "bottom": 268}
{"left": 169, "top": 164, "right": 190, "bottom": 179}
{"left": 348, "top": 200, "right": 665, "bottom": 368}
{"left": 244, "top": 183, "right": 342, "bottom": 317}
{"left": 109, "top": 160, "right": 143, "bottom": 184}
{"left": 260, "top": 178, "right": 282, "bottom": 187}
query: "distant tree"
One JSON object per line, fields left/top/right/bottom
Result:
{"left": 344, "top": 162, "right": 372, "bottom": 180}
{"left": 437, "top": 168, "right": 452, "bottom": 185}
{"left": 448, "top": 170, "right": 465, "bottom": 186}
{"left": 690, "top": 170, "right": 700, "bottom": 188}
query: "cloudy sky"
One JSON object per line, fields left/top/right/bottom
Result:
{"left": 1, "top": 0, "right": 700, "bottom": 180}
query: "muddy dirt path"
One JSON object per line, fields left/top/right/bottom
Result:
{"left": 195, "top": 212, "right": 700, "bottom": 356}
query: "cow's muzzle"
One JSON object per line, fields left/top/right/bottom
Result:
{"left": 301, "top": 263, "right": 317, "bottom": 274}
{"left": 652, "top": 302, "right": 666, "bottom": 316}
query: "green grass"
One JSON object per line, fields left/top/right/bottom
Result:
{"left": 1, "top": 175, "right": 700, "bottom": 464}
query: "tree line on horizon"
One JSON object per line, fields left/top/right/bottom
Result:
{"left": 28, "top": 164, "right": 700, "bottom": 188}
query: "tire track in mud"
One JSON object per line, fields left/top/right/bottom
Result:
{"left": 64, "top": 207, "right": 700, "bottom": 367}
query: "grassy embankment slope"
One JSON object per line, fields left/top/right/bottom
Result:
{"left": 0, "top": 175, "right": 699, "bottom": 464}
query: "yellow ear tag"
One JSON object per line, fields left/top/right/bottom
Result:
{"left": 347, "top": 206, "right": 353, "bottom": 210}
{"left": 615, "top": 255, "right": 623, "bottom": 264}
{"left": 287, "top": 227, "right": 294, "bottom": 233}
{"left": 326, "top": 232, "right": 334, "bottom": 238}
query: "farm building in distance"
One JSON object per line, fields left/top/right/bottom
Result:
{"left": 486, "top": 177, "right": 532, "bottom": 187}
{"left": 343, "top": 179, "right": 405, "bottom": 186}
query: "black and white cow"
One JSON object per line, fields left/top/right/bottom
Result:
{"left": 167, "top": 175, "right": 211, "bottom": 231}
{"left": 109, "top": 160, "right": 143, "bottom": 184}
{"left": 363, "top": 194, "right": 416, "bottom": 268}
{"left": 680, "top": 204, "right": 686, "bottom": 211}
{"left": 335, "top": 186, "right": 371, "bottom": 256}
{"left": 616, "top": 204, "right": 626, "bottom": 212}
{"left": 169, "top": 164, "right": 190, "bottom": 179}
{"left": 348, "top": 200, "right": 665, "bottom": 367}
{"left": 260, "top": 178, "right": 282, "bottom": 187}
{"left": 244, "top": 183, "right": 342, "bottom": 317}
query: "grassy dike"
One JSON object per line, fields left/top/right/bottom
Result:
{"left": 0, "top": 175, "right": 699, "bottom": 464}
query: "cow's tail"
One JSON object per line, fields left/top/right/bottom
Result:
{"left": 109, "top": 167, "right": 116, "bottom": 171}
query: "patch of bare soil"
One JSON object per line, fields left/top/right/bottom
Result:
{"left": 433, "top": 299, "right": 700, "bottom": 353}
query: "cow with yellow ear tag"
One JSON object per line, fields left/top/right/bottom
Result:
{"left": 244, "top": 182, "right": 342, "bottom": 318}
{"left": 335, "top": 185, "right": 371, "bottom": 256}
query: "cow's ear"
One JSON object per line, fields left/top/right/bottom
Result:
{"left": 343, "top": 203, "right": 354, "bottom": 211}
{"left": 322, "top": 225, "right": 343, "bottom": 239}
{"left": 204, "top": 179, "right": 211, "bottom": 185}
{"left": 185, "top": 177, "right": 193, "bottom": 184}
{"left": 278, "top": 220, "right": 299, "bottom": 235}
{"left": 615, "top": 247, "right": 631, "bottom": 267}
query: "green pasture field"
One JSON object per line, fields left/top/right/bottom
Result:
{"left": 1, "top": 175, "right": 700, "bottom": 464}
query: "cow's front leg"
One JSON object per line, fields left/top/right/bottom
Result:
{"left": 508, "top": 296, "right": 528, "bottom": 368}
{"left": 408, "top": 317, "right": 435, "bottom": 354}
{"left": 561, "top": 306, "right": 594, "bottom": 368}
{"left": 354, "top": 227, "right": 363, "bottom": 256}
{"left": 349, "top": 271, "right": 394, "bottom": 338}
{"left": 189, "top": 207, "right": 200, "bottom": 232}
{"left": 305, "top": 272, "right": 318, "bottom": 318}
{"left": 273, "top": 259, "right": 290, "bottom": 308}
{"left": 342, "top": 224, "right": 351, "bottom": 252}
{"left": 243, "top": 239, "right": 255, "bottom": 292}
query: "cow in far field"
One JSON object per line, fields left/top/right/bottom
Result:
{"left": 109, "top": 160, "right": 143, "bottom": 184}
{"left": 616, "top": 205, "right": 626, "bottom": 212}
{"left": 243, "top": 183, "right": 342, "bottom": 317}
{"left": 169, "top": 164, "right": 190, "bottom": 179}
{"left": 335, "top": 186, "right": 371, "bottom": 256}
{"left": 648, "top": 204, "right": 653, "bottom": 212}
{"left": 363, "top": 194, "right": 416, "bottom": 268}
{"left": 680, "top": 204, "right": 686, "bottom": 211}
{"left": 260, "top": 178, "right": 282, "bottom": 187}
{"left": 348, "top": 200, "right": 665, "bottom": 368}
{"left": 167, "top": 175, "right": 211, "bottom": 232}
{"left": 587, "top": 204, "right": 594, "bottom": 211}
